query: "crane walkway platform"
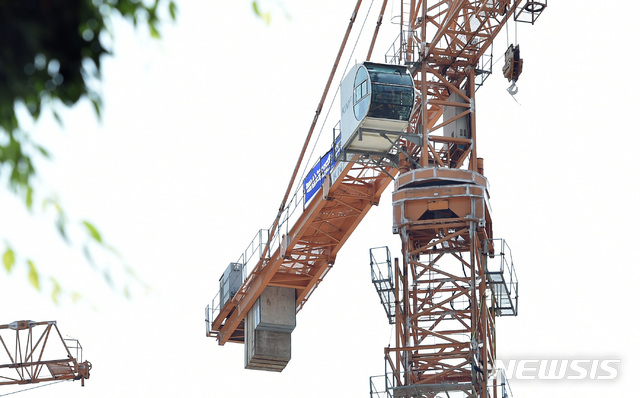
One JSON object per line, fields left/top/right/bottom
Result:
{"left": 484, "top": 239, "right": 519, "bottom": 317}
{"left": 369, "top": 246, "right": 396, "bottom": 324}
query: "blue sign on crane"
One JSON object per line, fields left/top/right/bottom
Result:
{"left": 303, "top": 136, "right": 341, "bottom": 204}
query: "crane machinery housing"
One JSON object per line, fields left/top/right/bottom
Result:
{"left": 206, "top": 1, "right": 547, "bottom": 397}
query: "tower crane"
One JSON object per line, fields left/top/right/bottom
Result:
{"left": 0, "top": 320, "right": 91, "bottom": 387}
{"left": 206, "top": 1, "right": 547, "bottom": 396}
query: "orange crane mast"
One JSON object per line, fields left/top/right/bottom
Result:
{"left": 207, "top": 0, "right": 547, "bottom": 396}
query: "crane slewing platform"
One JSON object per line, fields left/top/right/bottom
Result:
{"left": 206, "top": 0, "right": 546, "bottom": 396}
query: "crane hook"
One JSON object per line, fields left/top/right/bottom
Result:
{"left": 507, "top": 82, "right": 521, "bottom": 105}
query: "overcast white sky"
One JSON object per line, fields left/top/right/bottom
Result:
{"left": 1, "top": 1, "right": 638, "bottom": 397}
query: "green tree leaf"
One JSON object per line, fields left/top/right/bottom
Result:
{"left": 0, "top": 0, "right": 173, "bottom": 303}
{"left": 169, "top": 1, "right": 177, "bottom": 19}
{"left": 149, "top": 22, "right": 161, "bottom": 39}
{"left": 27, "top": 260, "right": 40, "bottom": 291}
{"left": 3, "top": 248, "right": 15, "bottom": 273}
{"left": 252, "top": 1, "right": 272, "bottom": 25}
{"left": 50, "top": 277, "right": 62, "bottom": 305}
{"left": 82, "top": 221, "right": 103, "bottom": 243}
{"left": 90, "top": 97, "right": 102, "bottom": 119}
{"left": 25, "top": 186, "right": 34, "bottom": 211}
{"left": 71, "top": 292, "right": 82, "bottom": 303}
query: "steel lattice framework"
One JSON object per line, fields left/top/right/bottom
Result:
{"left": 381, "top": 1, "right": 542, "bottom": 396}
{"left": 207, "top": 1, "right": 545, "bottom": 396}
{"left": 0, "top": 320, "right": 91, "bottom": 387}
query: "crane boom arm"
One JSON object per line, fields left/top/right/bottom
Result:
{"left": 211, "top": 159, "right": 395, "bottom": 344}
{"left": 208, "top": 0, "right": 544, "bottom": 347}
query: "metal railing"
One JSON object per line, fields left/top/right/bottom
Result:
{"left": 371, "top": 369, "right": 513, "bottom": 398}
{"left": 370, "top": 373, "right": 393, "bottom": 398}
{"left": 370, "top": 371, "right": 484, "bottom": 398}
{"left": 64, "top": 338, "right": 84, "bottom": 363}
{"left": 370, "top": 246, "right": 392, "bottom": 283}
{"left": 483, "top": 238, "right": 519, "bottom": 316}
{"left": 369, "top": 246, "right": 396, "bottom": 323}
{"left": 488, "top": 368, "right": 513, "bottom": 398}
{"left": 385, "top": 30, "right": 420, "bottom": 66}
{"left": 206, "top": 230, "right": 266, "bottom": 331}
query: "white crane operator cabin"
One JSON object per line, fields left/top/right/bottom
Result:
{"left": 340, "top": 62, "right": 415, "bottom": 156}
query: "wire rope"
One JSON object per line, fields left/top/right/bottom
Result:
{"left": 294, "top": 0, "right": 378, "bottom": 196}
{"left": 0, "top": 380, "right": 66, "bottom": 397}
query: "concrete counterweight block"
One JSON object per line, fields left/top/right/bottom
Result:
{"left": 245, "top": 286, "right": 296, "bottom": 372}
{"left": 245, "top": 328, "right": 291, "bottom": 372}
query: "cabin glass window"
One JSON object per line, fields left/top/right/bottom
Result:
{"left": 353, "top": 66, "right": 370, "bottom": 121}
{"left": 368, "top": 84, "right": 413, "bottom": 121}
{"left": 366, "top": 64, "right": 414, "bottom": 121}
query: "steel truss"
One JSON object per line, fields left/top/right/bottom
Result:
{"left": 387, "top": 168, "right": 497, "bottom": 397}
{"left": 375, "top": 1, "right": 537, "bottom": 396}
{"left": 0, "top": 320, "right": 91, "bottom": 387}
